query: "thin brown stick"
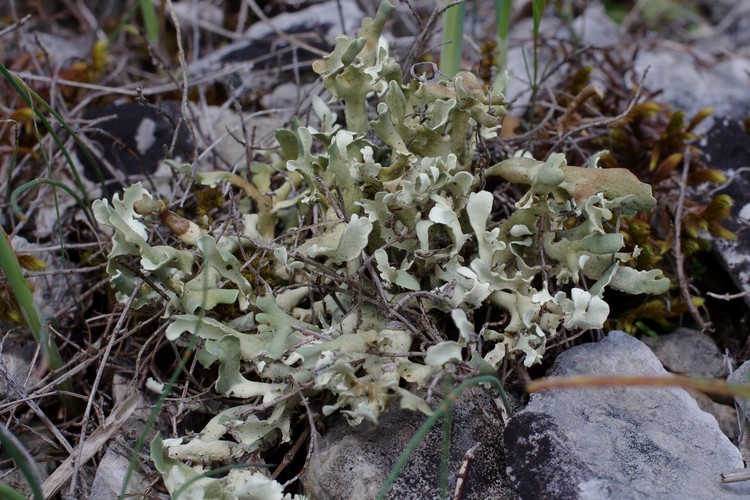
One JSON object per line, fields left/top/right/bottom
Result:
{"left": 67, "top": 284, "right": 141, "bottom": 495}
{"left": 545, "top": 67, "right": 650, "bottom": 157}
{"left": 0, "top": 263, "right": 105, "bottom": 281}
{"left": 453, "top": 442, "right": 481, "bottom": 500}
{"left": 41, "top": 393, "right": 141, "bottom": 499}
{"left": 0, "top": 13, "right": 31, "bottom": 38}
{"left": 527, "top": 374, "right": 750, "bottom": 399}
{"left": 244, "top": 0, "right": 328, "bottom": 57}
{"left": 673, "top": 146, "right": 709, "bottom": 332}
{"left": 401, "top": 1, "right": 464, "bottom": 75}
{"left": 721, "top": 469, "right": 750, "bottom": 483}
{"left": 272, "top": 426, "right": 311, "bottom": 480}
{"left": 706, "top": 290, "right": 750, "bottom": 301}
{"left": 0, "top": 357, "right": 75, "bottom": 456}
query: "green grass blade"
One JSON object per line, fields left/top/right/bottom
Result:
{"left": 138, "top": 0, "right": 160, "bottom": 45}
{"left": 0, "top": 482, "right": 27, "bottom": 500}
{"left": 440, "top": 1, "right": 466, "bottom": 77}
{"left": 0, "top": 225, "right": 64, "bottom": 371}
{"left": 108, "top": 1, "right": 141, "bottom": 43}
{"left": 0, "top": 425, "right": 44, "bottom": 500}
{"left": 439, "top": 405, "right": 452, "bottom": 500}
{"left": 494, "top": 0, "right": 513, "bottom": 69}
{"left": 532, "top": 0, "right": 547, "bottom": 38}
{"left": 0, "top": 63, "right": 100, "bottom": 225}
{"left": 11, "top": 179, "right": 90, "bottom": 223}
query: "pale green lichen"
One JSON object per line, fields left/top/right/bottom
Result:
{"left": 93, "top": 0, "right": 670, "bottom": 496}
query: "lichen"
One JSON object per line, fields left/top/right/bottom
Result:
{"left": 93, "top": 1, "right": 671, "bottom": 496}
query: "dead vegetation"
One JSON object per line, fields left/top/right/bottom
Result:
{"left": 0, "top": 1, "right": 747, "bottom": 498}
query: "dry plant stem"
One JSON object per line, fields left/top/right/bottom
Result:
{"left": 167, "top": 0, "right": 198, "bottom": 161}
{"left": 291, "top": 324, "right": 333, "bottom": 341}
{"left": 51, "top": 277, "right": 110, "bottom": 320}
{"left": 707, "top": 290, "right": 750, "bottom": 301}
{"left": 331, "top": 0, "right": 347, "bottom": 38}
{"left": 5, "top": 241, "right": 101, "bottom": 254}
{"left": 0, "top": 264, "right": 105, "bottom": 281}
{"left": 401, "top": 0, "right": 425, "bottom": 31}
{"left": 545, "top": 67, "right": 649, "bottom": 158}
{"left": 15, "top": 63, "right": 251, "bottom": 96}
{"left": 0, "top": 356, "right": 75, "bottom": 455}
{"left": 282, "top": 389, "right": 319, "bottom": 489}
{"left": 453, "top": 442, "right": 481, "bottom": 500}
{"left": 133, "top": 320, "right": 171, "bottom": 387}
{"left": 721, "top": 469, "right": 750, "bottom": 483}
{"left": 174, "top": 344, "right": 202, "bottom": 429}
{"left": 67, "top": 284, "right": 141, "bottom": 496}
{"left": 244, "top": 0, "right": 327, "bottom": 57}
{"left": 527, "top": 374, "right": 750, "bottom": 399}
{"left": 557, "top": 84, "right": 603, "bottom": 132}
{"left": 0, "top": 13, "right": 30, "bottom": 37}
{"left": 0, "top": 391, "right": 79, "bottom": 413}
{"left": 238, "top": 381, "right": 315, "bottom": 418}
{"left": 41, "top": 393, "right": 141, "bottom": 499}
{"left": 673, "top": 146, "right": 709, "bottom": 331}
{"left": 401, "top": 1, "right": 464, "bottom": 76}
{"left": 272, "top": 426, "right": 310, "bottom": 480}
{"left": 706, "top": 167, "right": 750, "bottom": 197}
{"left": 30, "top": 308, "right": 165, "bottom": 398}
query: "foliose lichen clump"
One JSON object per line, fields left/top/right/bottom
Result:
{"left": 93, "top": 1, "right": 669, "bottom": 496}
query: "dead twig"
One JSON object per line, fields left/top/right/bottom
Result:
{"left": 453, "top": 442, "right": 481, "bottom": 500}
{"left": 706, "top": 290, "right": 750, "bottom": 301}
{"left": 41, "top": 393, "right": 142, "bottom": 499}
{"left": 68, "top": 283, "right": 141, "bottom": 495}
{"left": 673, "top": 146, "right": 710, "bottom": 332}
{"left": 0, "top": 14, "right": 31, "bottom": 38}
{"left": 545, "top": 66, "right": 650, "bottom": 158}
{"left": 244, "top": 0, "right": 328, "bottom": 57}
{"left": 401, "top": 1, "right": 464, "bottom": 76}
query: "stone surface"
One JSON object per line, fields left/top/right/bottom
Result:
{"left": 642, "top": 327, "right": 728, "bottom": 378}
{"left": 78, "top": 101, "right": 193, "bottom": 191}
{"left": 633, "top": 48, "right": 750, "bottom": 131}
{"left": 88, "top": 445, "right": 151, "bottom": 500}
{"left": 187, "top": 1, "right": 363, "bottom": 92}
{"left": 302, "top": 388, "right": 516, "bottom": 500}
{"left": 641, "top": 327, "right": 737, "bottom": 440}
{"left": 688, "top": 388, "right": 739, "bottom": 441}
{"left": 700, "top": 117, "right": 750, "bottom": 309}
{"left": 505, "top": 330, "right": 750, "bottom": 499}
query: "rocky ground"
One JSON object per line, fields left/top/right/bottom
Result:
{"left": 2, "top": 0, "right": 750, "bottom": 498}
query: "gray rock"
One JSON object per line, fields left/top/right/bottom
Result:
{"left": 88, "top": 445, "right": 150, "bottom": 500}
{"left": 302, "top": 388, "right": 516, "bottom": 500}
{"left": 640, "top": 328, "right": 737, "bottom": 440}
{"left": 505, "top": 330, "right": 750, "bottom": 499}
{"left": 634, "top": 48, "right": 750, "bottom": 131}
{"left": 700, "top": 117, "right": 750, "bottom": 310}
{"left": 187, "top": 1, "right": 364, "bottom": 92}
{"left": 642, "top": 327, "right": 728, "bottom": 378}
{"left": 688, "top": 389, "right": 739, "bottom": 441}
